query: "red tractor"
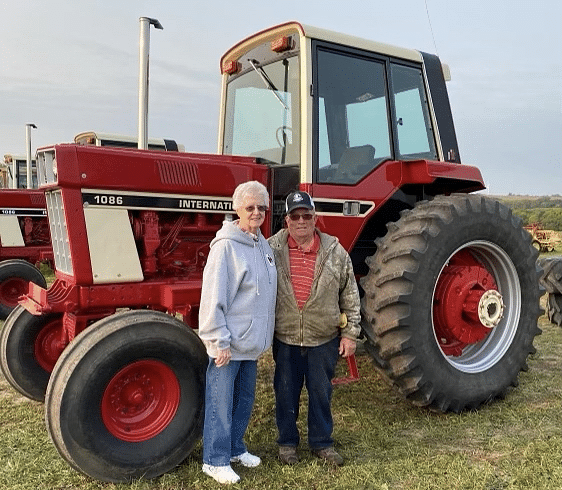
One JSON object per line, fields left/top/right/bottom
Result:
{"left": 0, "top": 134, "right": 183, "bottom": 320}
{"left": 0, "top": 22, "right": 541, "bottom": 482}
{"left": 0, "top": 154, "right": 53, "bottom": 319}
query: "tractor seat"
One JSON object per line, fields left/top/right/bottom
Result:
{"left": 333, "top": 145, "right": 376, "bottom": 183}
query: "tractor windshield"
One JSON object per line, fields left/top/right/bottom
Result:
{"left": 223, "top": 55, "right": 300, "bottom": 165}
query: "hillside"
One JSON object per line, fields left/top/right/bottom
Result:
{"left": 490, "top": 195, "right": 562, "bottom": 231}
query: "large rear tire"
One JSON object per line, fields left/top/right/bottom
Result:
{"left": 546, "top": 293, "right": 562, "bottom": 327}
{"left": 537, "top": 256, "right": 562, "bottom": 295}
{"left": 0, "top": 259, "right": 47, "bottom": 320}
{"left": 361, "top": 194, "right": 542, "bottom": 413}
{"left": 537, "top": 257, "right": 562, "bottom": 326}
{"left": 0, "top": 305, "right": 64, "bottom": 401}
{"left": 45, "top": 309, "right": 207, "bottom": 482}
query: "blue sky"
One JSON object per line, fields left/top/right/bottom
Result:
{"left": 1, "top": 0, "right": 560, "bottom": 195}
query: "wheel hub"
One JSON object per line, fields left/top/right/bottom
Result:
{"left": 101, "top": 360, "right": 180, "bottom": 442}
{"left": 0, "top": 277, "right": 27, "bottom": 306}
{"left": 478, "top": 290, "right": 505, "bottom": 328}
{"left": 433, "top": 249, "right": 504, "bottom": 356}
{"left": 34, "top": 318, "right": 66, "bottom": 372}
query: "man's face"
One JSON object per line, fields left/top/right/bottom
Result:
{"left": 285, "top": 208, "right": 317, "bottom": 242}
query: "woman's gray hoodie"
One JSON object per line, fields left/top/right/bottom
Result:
{"left": 198, "top": 220, "right": 277, "bottom": 361}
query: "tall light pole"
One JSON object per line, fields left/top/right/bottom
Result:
{"left": 138, "top": 17, "right": 163, "bottom": 150}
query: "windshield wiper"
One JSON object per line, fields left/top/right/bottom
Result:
{"left": 248, "top": 59, "right": 289, "bottom": 111}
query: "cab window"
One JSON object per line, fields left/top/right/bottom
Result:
{"left": 316, "top": 49, "right": 390, "bottom": 184}
{"left": 391, "top": 63, "right": 437, "bottom": 160}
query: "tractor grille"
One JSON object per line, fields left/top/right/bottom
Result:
{"left": 158, "top": 159, "right": 201, "bottom": 187}
{"left": 45, "top": 190, "right": 73, "bottom": 276}
{"left": 36, "top": 149, "right": 57, "bottom": 186}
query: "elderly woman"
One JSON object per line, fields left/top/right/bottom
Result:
{"left": 199, "top": 180, "right": 277, "bottom": 485}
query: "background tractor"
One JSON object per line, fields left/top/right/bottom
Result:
{"left": 524, "top": 222, "right": 561, "bottom": 252}
{"left": 0, "top": 20, "right": 541, "bottom": 482}
{"left": 0, "top": 151, "right": 52, "bottom": 319}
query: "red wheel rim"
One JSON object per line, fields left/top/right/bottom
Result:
{"left": 101, "top": 360, "right": 180, "bottom": 442}
{"left": 34, "top": 317, "right": 66, "bottom": 372}
{"left": 433, "top": 249, "right": 500, "bottom": 356}
{"left": 0, "top": 277, "right": 28, "bottom": 308}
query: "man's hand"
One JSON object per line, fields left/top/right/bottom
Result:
{"left": 215, "top": 347, "right": 232, "bottom": 367}
{"left": 339, "top": 337, "right": 356, "bottom": 358}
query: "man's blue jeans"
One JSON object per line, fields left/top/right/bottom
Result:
{"left": 203, "top": 358, "right": 257, "bottom": 466}
{"left": 273, "top": 337, "right": 339, "bottom": 450}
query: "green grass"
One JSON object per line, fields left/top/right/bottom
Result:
{"left": 1, "top": 300, "right": 562, "bottom": 489}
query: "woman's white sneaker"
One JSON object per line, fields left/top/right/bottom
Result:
{"left": 202, "top": 464, "right": 240, "bottom": 484}
{"left": 230, "top": 451, "right": 261, "bottom": 467}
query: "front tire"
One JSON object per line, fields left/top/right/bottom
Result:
{"left": 361, "top": 194, "right": 542, "bottom": 413}
{"left": 45, "top": 310, "right": 207, "bottom": 482}
{"left": 0, "top": 259, "right": 47, "bottom": 319}
{"left": 0, "top": 305, "right": 64, "bottom": 401}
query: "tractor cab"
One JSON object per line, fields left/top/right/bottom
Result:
{"left": 1, "top": 154, "right": 38, "bottom": 189}
{"left": 218, "top": 22, "right": 477, "bottom": 244}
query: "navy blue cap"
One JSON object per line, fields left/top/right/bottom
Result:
{"left": 285, "top": 191, "right": 315, "bottom": 214}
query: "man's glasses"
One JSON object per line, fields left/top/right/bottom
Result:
{"left": 244, "top": 205, "right": 267, "bottom": 213}
{"left": 288, "top": 213, "right": 314, "bottom": 221}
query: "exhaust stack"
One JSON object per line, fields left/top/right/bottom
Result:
{"left": 137, "top": 17, "right": 163, "bottom": 150}
{"left": 25, "top": 123, "right": 37, "bottom": 189}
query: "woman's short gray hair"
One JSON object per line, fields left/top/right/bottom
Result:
{"left": 232, "top": 181, "right": 269, "bottom": 210}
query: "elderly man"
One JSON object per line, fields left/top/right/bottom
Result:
{"left": 268, "top": 190, "right": 360, "bottom": 466}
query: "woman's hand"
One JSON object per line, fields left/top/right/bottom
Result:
{"left": 215, "top": 347, "right": 232, "bottom": 367}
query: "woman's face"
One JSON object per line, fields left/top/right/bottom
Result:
{"left": 237, "top": 194, "right": 267, "bottom": 234}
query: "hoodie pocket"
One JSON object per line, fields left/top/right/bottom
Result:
{"left": 231, "top": 320, "right": 260, "bottom": 354}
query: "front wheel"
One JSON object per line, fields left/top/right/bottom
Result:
{"left": 361, "top": 194, "right": 542, "bottom": 413}
{"left": 45, "top": 310, "right": 207, "bottom": 482}
{"left": 0, "top": 259, "right": 47, "bottom": 319}
{"left": 0, "top": 305, "right": 64, "bottom": 401}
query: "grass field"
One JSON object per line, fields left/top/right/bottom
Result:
{"left": 1, "top": 296, "right": 562, "bottom": 489}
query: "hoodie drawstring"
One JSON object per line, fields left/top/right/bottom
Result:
{"left": 253, "top": 240, "right": 260, "bottom": 295}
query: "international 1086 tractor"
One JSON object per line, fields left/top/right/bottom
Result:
{"left": 0, "top": 134, "right": 182, "bottom": 320}
{"left": 0, "top": 21, "right": 541, "bottom": 482}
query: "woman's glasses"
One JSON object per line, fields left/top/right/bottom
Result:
{"left": 288, "top": 213, "right": 314, "bottom": 221}
{"left": 244, "top": 205, "right": 268, "bottom": 213}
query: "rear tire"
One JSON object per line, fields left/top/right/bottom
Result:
{"left": 0, "top": 305, "right": 64, "bottom": 401}
{"left": 361, "top": 194, "right": 542, "bottom": 413}
{"left": 538, "top": 257, "right": 562, "bottom": 294}
{"left": 45, "top": 310, "right": 207, "bottom": 482}
{"left": 546, "top": 293, "right": 562, "bottom": 327}
{"left": 0, "top": 259, "right": 47, "bottom": 319}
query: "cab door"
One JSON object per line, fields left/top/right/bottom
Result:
{"left": 309, "top": 42, "right": 438, "bottom": 253}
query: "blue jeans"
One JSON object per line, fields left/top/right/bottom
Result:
{"left": 203, "top": 358, "right": 257, "bottom": 466}
{"left": 273, "top": 337, "right": 339, "bottom": 450}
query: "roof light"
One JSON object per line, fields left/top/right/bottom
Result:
{"left": 271, "top": 36, "right": 293, "bottom": 53}
{"left": 222, "top": 60, "right": 241, "bottom": 75}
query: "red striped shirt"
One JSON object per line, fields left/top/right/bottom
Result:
{"left": 288, "top": 232, "right": 320, "bottom": 309}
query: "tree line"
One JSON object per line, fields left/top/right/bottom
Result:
{"left": 496, "top": 195, "right": 562, "bottom": 231}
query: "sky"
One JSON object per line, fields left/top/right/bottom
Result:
{"left": 1, "top": 0, "right": 561, "bottom": 195}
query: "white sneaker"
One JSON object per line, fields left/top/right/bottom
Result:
{"left": 202, "top": 463, "right": 240, "bottom": 484}
{"left": 230, "top": 451, "right": 261, "bottom": 467}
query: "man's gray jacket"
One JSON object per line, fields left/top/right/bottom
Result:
{"left": 268, "top": 228, "right": 361, "bottom": 347}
